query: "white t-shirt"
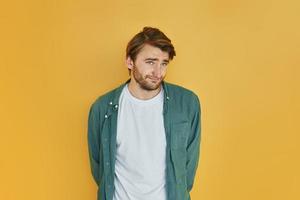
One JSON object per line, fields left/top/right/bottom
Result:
{"left": 112, "top": 84, "right": 167, "bottom": 200}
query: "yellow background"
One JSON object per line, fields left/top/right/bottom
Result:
{"left": 0, "top": 0, "right": 299, "bottom": 199}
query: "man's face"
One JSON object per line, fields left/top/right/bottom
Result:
{"left": 127, "top": 44, "right": 170, "bottom": 91}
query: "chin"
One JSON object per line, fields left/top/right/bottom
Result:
{"left": 143, "top": 81, "right": 161, "bottom": 91}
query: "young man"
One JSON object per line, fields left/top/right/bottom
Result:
{"left": 88, "top": 27, "right": 201, "bottom": 200}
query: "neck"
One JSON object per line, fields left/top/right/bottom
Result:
{"left": 127, "top": 79, "right": 162, "bottom": 100}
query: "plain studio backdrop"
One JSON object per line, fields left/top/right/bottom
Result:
{"left": 0, "top": 0, "right": 299, "bottom": 199}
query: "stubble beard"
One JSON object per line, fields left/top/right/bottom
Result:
{"left": 132, "top": 65, "right": 164, "bottom": 91}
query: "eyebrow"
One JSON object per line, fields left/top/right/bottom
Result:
{"left": 144, "top": 58, "right": 170, "bottom": 63}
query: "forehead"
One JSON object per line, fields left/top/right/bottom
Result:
{"left": 136, "top": 44, "right": 169, "bottom": 60}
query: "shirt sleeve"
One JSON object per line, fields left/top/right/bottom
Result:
{"left": 87, "top": 103, "right": 102, "bottom": 186}
{"left": 186, "top": 95, "right": 201, "bottom": 192}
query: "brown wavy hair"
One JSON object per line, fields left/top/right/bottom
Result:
{"left": 126, "top": 27, "right": 176, "bottom": 62}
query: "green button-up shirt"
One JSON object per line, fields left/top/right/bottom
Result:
{"left": 88, "top": 79, "right": 201, "bottom": 200}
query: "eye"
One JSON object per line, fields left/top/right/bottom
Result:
{"left": 161, "top": 62, "right": 168, "bottom": 67}
{"left": 146, "top": 61, "right": 155, "bottom": 65}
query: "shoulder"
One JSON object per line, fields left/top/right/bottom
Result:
{"left": 165, "top": 82, "right": 200, "bottom": 104}
{"left": 165, "top": 82, "right": 201, "bottom": 122}
{"left": 89, "top": 84, "right": 123, "bottom": 112}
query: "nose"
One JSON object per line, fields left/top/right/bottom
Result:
{"left": 152, "top": 63, "right": 162, "bottom": 77}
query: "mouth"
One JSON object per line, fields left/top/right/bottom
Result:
{"left": 148, "top": 77, "right": 161, "bottom": 82}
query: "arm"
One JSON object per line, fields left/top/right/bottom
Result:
{"left": 186, "top": 95, "right": 201, "bottom": 192}
{"left": 87, "top": 103, "right": 101, "bottom": 186}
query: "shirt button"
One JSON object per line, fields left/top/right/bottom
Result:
{"left": 166, "top": 96, "right": 170, "bottom": 100}
{"left": 109, "top": 101, "right": 113, "bottom": 105}
{"left": 104, "top": 114, "right": 108, "bottom": 118}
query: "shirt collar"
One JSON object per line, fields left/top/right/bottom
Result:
{"left": 110, "top": 79, "right": 170, "bottom": 106}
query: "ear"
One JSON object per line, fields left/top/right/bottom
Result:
{"left": 126, "top": 57, "right": 134, "bottom": 70}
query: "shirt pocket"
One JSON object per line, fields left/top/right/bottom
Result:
{"left": 171, "top": 122, "right": 189, "bottom": 150}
